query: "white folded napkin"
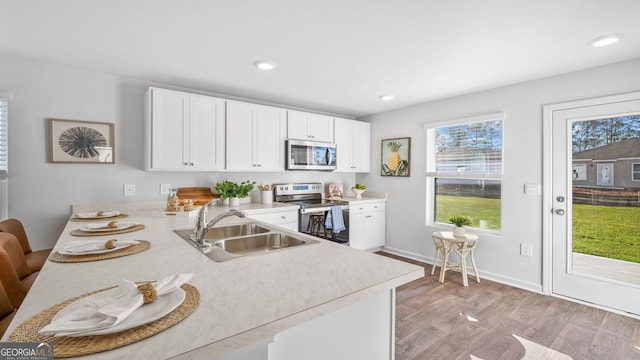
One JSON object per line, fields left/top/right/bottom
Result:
{"left": 73, "top": 211, "right": 120, "bottom": 219}
{"left": 83, "top": 221, "right": 138, "bottom": 231}
{"left": 39, "top": 273, "right": 193, "bottom": 337}
{"left": 61, "top": 239, "right": 139, "bottom": 254}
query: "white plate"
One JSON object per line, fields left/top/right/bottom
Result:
{"left": 73, "top": 211, "right": 121, "bottom": 219}
{"left": 51, "top": 287, "right": 186, "bottom": 337}
{"left": 81, "top": 222, "right": 139, "bottom": 232}
{"left": 57, "top": 242, "right": 138, "bottom": 256}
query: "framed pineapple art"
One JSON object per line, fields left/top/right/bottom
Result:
{"left": 381, "top": 137, "right": 410, "bottom": 177}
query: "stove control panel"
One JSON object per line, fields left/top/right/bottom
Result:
{"left": 274, "top": 183, "right": 323, "bottom": 196}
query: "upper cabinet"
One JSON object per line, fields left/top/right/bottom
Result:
{"left": 287, "top": 110, "right": 334, "bottom": 143}
{"left": 226, "top": 100, "right": 287, "bottom": 171}
{"left": 145, "top": 87, "right": 225, "bottom": 171}
{"left": 334, "top": 118, "right": 371, "bottom": 173}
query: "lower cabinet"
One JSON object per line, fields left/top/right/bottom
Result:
{"left": 247, "top": 210, "right": 298, "bottom": 231}
{"left": 349, "top": 201, "right": 385, "bottom": 250}
{"left": 216, "top": 290, "right": 395, "bottom": 360}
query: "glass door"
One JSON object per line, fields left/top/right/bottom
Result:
{"left": 550, "top": 94, "right": 640, "bottom": 315}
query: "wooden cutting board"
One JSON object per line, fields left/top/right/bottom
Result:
{"left": 177, "top": 187, "right": 218, "bottom": 206}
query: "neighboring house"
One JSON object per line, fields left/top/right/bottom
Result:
{"left": 572, "top": 138, "right": 640, "bottom": 190}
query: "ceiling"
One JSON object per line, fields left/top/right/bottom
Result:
{"left": 1, "top": 0, "right": 639, "bottom": 118}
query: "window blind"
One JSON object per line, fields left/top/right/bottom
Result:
{"left": 0, "top": 96, "right": 7, "bottom": 180}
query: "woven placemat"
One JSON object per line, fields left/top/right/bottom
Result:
{"left": 70, "top": 224, "right": 145, "bottom": 237}
{"left": 69, "top": 214, "right": 129, "bottom": 222}
{"left": 49, "top": 240, "right": 151, "bottom": 263}
{"left": 9, "top": 283, "right": 200, "bottom": 358}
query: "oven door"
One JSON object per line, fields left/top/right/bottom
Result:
{"left": 286, "top": 140, "right": 337, "bottom": 171}
{"left": 299, "top": 206, "right": 349, "bottom": 244}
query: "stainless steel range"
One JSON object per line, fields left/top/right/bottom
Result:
{"left": 274, "top": 182, "right": 349, "bottom": 244}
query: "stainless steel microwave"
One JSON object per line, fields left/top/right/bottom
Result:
{"left": 286, "top": 140, "right": 337, "bottom": 171}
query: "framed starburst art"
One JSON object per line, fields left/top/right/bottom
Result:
{"left": 49, "top": 119, "right": 114, "bottom": 164}
{"left": 381, "top": 137, "right": 410, "bottom": 177}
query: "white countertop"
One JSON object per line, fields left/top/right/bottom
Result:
{"left": 3, "top": 202, "right": 422, "bottom": 359}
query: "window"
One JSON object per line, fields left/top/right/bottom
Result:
{"left": 0, "top": 94, "right": 7, "bottom": 179}
{"left": 425, "top": 113, "right": 503, "bottom": 231}
{"left": 633, "top": 163, "right": 640, "bottom": 181}
{"left": 0, "top": 92, "right": 8, "bottom": 220}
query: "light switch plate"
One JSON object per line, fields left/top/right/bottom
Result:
{"left": 123, "top": 184, "right": 136, "bottom": 196}
{"left": 524, "top": 184, "right": 541, "bottom": 195}
{"left": 160, "top": 184, "right": 171, "bottom": 195}
{"left": 520, "top": 243, "right": 533, "bottom": 257}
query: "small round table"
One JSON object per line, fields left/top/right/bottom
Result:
{"left": 431, "top": 231, "right": 480, "bottom": 287}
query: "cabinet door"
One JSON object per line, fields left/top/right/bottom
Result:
{"left": 227, "top": 101, "right": 286, "bottom": 171}
{"left": 189, "top": 94, "right": 225, "bottom": 170}
{"left": 351, "top": 121, "right": 370, "bottom": 172}
{"left": 287, "top": 110, "right": 309, "bottom": 141}
{"left": 364, "top": 211, "right": 385, "bottom": 248}
{"left": 254, "top": 105, "right": 286, "bottom": 171}
{"left": 287, "top": 110, "right": 334, "bottom": 142}
{"left": 349, "top": 212, "right": 367, "bottom": 250}
{"left": 307, "top": 113, "right": 334, "bottom": 142}
{"left": 349, "top": 202, "right": 385, "bottom": 250}
{"left": 226, "top": 101, "right": 257, "bottom": 170}
{"left": 334, "top": 117, "right": 353, "bottom": 172}
{"left": 149, "top": 88, "right": 190, "bottom": 170}
{"left": 334, "top": 118, "right": 370, "bottom": 173}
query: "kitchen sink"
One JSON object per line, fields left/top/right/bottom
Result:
{"left": 216, "top": 233, "right": 306, "bottom": 254}
{"left": 174, "top": 223, "right": 270, "bottom": 242}
{"left": 173, "top": 223, "right": 320, "bottom": 261}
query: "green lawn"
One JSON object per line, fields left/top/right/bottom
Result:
{"left": 435, "top": 195, "right": 501, "bottom": 230}
{"left": 573, "top": 204, "right": 640, "bottom": 263}
{"left": 436, "top": 195, "right": 640, "bottom": 263}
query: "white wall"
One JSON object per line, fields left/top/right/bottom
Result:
{"left": 0, "top": 54, "right": 355, "bottom": 250}
{"left": 358, "top": 58, "right": 640, "bottom": 291}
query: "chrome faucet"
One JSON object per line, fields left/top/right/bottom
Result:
{"left": 193, "top": 200, "right": 246, "bottom": 247}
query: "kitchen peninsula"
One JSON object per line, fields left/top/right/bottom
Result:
{"left": 2, "top": 202, "right": 423, "bottom": 359}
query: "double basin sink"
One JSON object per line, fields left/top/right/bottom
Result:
{"left": 174, "top": 222, "right": 319, "bottom": 261}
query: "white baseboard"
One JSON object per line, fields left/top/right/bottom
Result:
{"left": 381, "top": 246, "right": 543, "bottom": 294}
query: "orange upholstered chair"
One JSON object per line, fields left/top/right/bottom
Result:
{"left": 0, "top": 281, "right": 16, "bottom": 338}
{"left": 0, "top": 232, "right": 39, "bottom": 308}
{"left": 0, "top": 218, "right": 51, "bottom": 272}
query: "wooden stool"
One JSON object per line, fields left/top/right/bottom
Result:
{"left": 307, "top": 214, "right": 327, "bottom": 237}
{"left": 432, "top": 231, "right": 480, "bottom": 287}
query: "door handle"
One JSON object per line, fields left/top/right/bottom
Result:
{"left": 554, "top": 209, "right": 565, "bottom": 215}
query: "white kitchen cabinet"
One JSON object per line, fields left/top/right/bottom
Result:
{"left": 287, "top": 110, "right": 334, "bottom": 143}
{"left": 349, "top": 201, "right": 385, "bottom": 250}
{"left": 247, "top": 210, "right": 298, "bottom": 231}
{"left": 334, "top": 118, "right": 370, "bottom": 172}
{"left": 226, "top": 101, "right": 287, "bottom": 171}
{"left": 145, "top": 87, "right": 225, "bottom": 171}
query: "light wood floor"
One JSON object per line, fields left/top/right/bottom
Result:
{"left": 380, "top": 252, "right": 640, "bottom": 360}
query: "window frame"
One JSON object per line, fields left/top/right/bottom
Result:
{"left": 0, "top": 92, "right": 7, "bottom": 180}
{"left": 0, "top": 91, "right": 8, "bottom": 221}
{"left": 632, "top": 163, "right": 640, "bottom": 181}
{"left": 424, "top": 112, "right": 504, "bottom": 233}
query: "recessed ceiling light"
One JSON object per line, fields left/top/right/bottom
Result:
{"left": 379, "top": 95, "right": 394, "bottom": 101}
{"left": 254, "top": 61, "right": 277, "bottom": 70}
{"left": 588, "top": 34, "right": 623, "bottom": 47}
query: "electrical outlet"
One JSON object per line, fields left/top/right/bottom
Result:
{"left": 160, "top": 184, "right": 171, "bottom": 195}
{"left": 123, "top": 184, "right": 136, "bottom": 196}
{"left": 520, "top": 243, "right": 533, "bottom": 257}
